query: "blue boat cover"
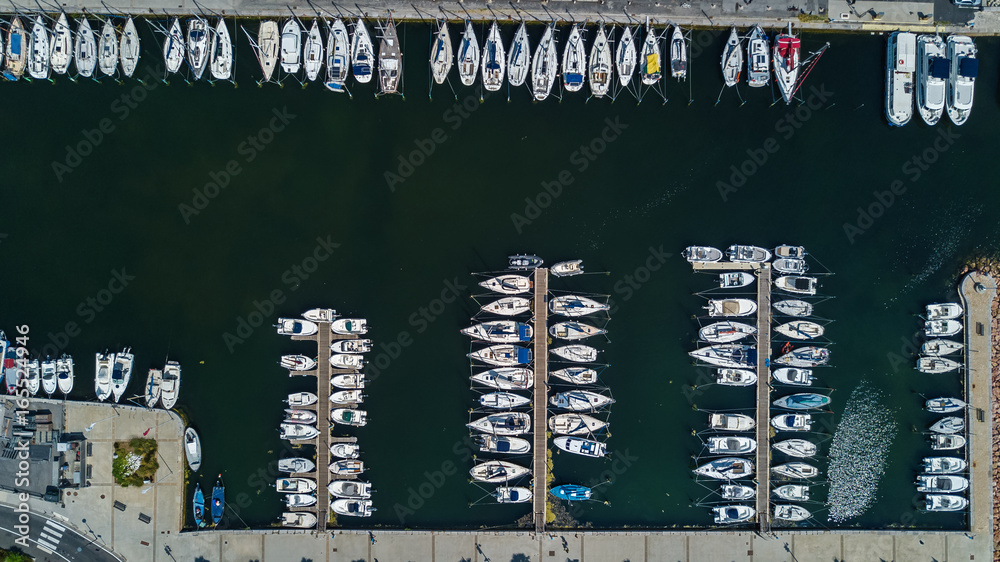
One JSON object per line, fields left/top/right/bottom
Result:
{"left": 551, "top": 484, "right": 591, "bottom": 501}
{"left": 516, "top": 347, "right": 532, "bottom": 363}
{"left": 353, "top": 64, "right": 371, "bottom": 76}
{"left": 566, "top": 74, "right": 584, "bottom": 85}
{"left": 496, "top": 440, "right": 511, "bottom": 452}
{"left": 959, "top": 57, "right": 978, "bottom": 78}
{"left": 211, "top": 483, "right": 224, "bottom": 524}
{"left": 517, "top": 324, "right": 532, "bottom": 341}
{"left": 930, "top": 57, "right": 949, "bottom": 79}
{"left": 11, "top": 35, "right": 21, "bottom": 55}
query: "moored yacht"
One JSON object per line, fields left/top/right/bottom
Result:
{"left": 457, "top": 20, "right": 479, "bottom": 87}
{"left": 916, "top": 474, "right": 968, "bottom": 493}
{"left": 916, "top": 357, "right": 961, "bottom": 374}
{"left": 429, "top": 22, "right": 452, "bottom": 85}
{"left": 187, "top": 18, "right": 210, "bottom": 80}
{"left": 281, "top": 512, "right": 318, "bottom": 528}
{"left": 689, "top": 344, "right": 756, "bottom": 369}
{"left": 616, "top": 26, "right": 637, "bottom": 86}
{"left": 549, "top": 295, "right": 609, "bottom": 317}
{"left": 288, "top": 392, "right": 318, "bottom": 406}
{"left": 774, "top": 347, "right": 829, "bottom": 368}
{"left": 715, "top": 368, "right": 757, "bottom": 386}
{"left": 330, "top": 480, "right": 371, "bottom": 498}
{"left": 50, "top": 13, "right": 73, "bottom": 75}
{"left": 331, "top": 408, "right": 367, "bottom": 427}
{"left": 550, "top": 367, "right": 598, "bottom": 385}
{"left": 480, "top": 274, "right": 532, "bottom": 294}
{"left": 774, "top": 320, "right": 824, "bottom": 340}
{"left": 589, "top": 25, "right": 612, "bottom": 97}
{"left": 531, "top": 23, "right": 558, "bottom": 101}
{"left": 554, "top": 436, "right": 607, "bottom": 458}
{"left": 925, "top": 397, "right": 965, "bottom": 413}
{"left": 683, "top": 246, "right": 723, "bottom": 263}
{"left": 331, "top": 498, "right": 374, "bottom": 517}
{"left": 552, "top": 260, "right": 584, "bottom": 277}
{"left": 709, "top": 413, "right": 755, "bottom": 432}
{"left": 721, "top": 27, "right": 742, "bottom": 87}
{"left": 330, "top": 339, "right": 372, "bottom": 354}
{"left": 773, "top": 439, "right": 817, "bottom": 458}
{"left": 706, "top": 299, "right": 757, "bottom": 317}
{"left": 325, "top": 19, "right": 350, "bottom": 92}
{"left": 163, "top": 18, "right": 184, "bottom": 74}
{"left": 775, "top": 276, "right": 818, "bottom": 295}
{"left": 119, "top": 17, "right": 139, "bottom": 77}
{"left": 670, "top": 25, "right": 686, "bottom": 80}
{"left": 693, "top": 457, "right": 754, "bottom": 480}
{"left": 923, "top": 457, "right": 966, "bottom": 474}
{"left": 707, "top": 436, "right": 756, "bottom": 455}
{"left": 279, "top": 19, "right": 302, "bottom": 74}
{"left": 771, "top": 413, "right": 812, "bottom": 432}
{"left": 713, "top": 505, "right": 755, "bottom": 524}
{"left": 699, "top": 321, "right": 756, "bottom": 343}
{"left": 773, "top": 299, "right": 813, "bottom": 317}
{"left": 640, "top": 21, "right": 661, "bottom": 85}
{"left": 301, "top": 20, "right": 323, "bottom": 82}
{"left": 28, "top": 16, "right": 50, "bottom": 80}
{"left": 468, "top": 345, "right": 532, "bottom": 366}
{"left": 929, "top": 416, "right": 964, "bottom": 434}
{"left": 280, "top": 355, "right": 316, "bottom": 371}
{"left": 562, "top": 24, "right": 585, "bottom": 92}
{"left": 462, "top": 321, "right": 533, "bottom": 343}
{"left": 946, "top": 35, "right": 976, "bottom": 126}
{"left": 922, "top": 339, "right": 963, "bottom": 356}
{"left": 925, "top": 319, "right": 962, "bottom": 337}
{"left": 773, "top": 504, "right": 810, "bottom": 521}
{"left": 773, "top": 23, "right": 799, "bottom": 104}
{"left": 551, "top": 345, "right": 598, "bottom": 363}
{"left": 925, "top": 494, "right": 968, "bottom": 512}
{"left": 481, "top": 22, "right": 505, "bottom": 92}
{"left": 278, "top": 457, "right": 315, "bottom": 473}
{"left": 277, "top": 318, "right": 319, "bottom": 336}
{"left": 25, "top": 360, "right": 39, "bottom": 396}
{"left": 281, "top": 423, "right": 319, "bottom": 440}
{"left": 467, "top": 412, "right": 531, "bottom": 435}
{"left": 41, "top": 358, "right": 57, "bottom": 395}
{"left": 210, "top": 18, "right": 233, "bottom": 80}
{"left": 772, "top": 462, "right": 818, "bottom": 479}
{"left": 507, "top": 22, "right": 530, "bottom": 87}
{"left": 917, "top": 34, "right": 947, "bottom": 126}
{"left": 549, "top": 390, "right": 614, "bottom": 411}
{"left": 885, "top": 32, "right": 916, "bottom": 126}
{"left": 720, "top": 484, "right": 755, "bottom": 500}
{"left": 930, "top": 434, "right": 965, "bottom": 450}
{"left": 470, "top": 367, "right": 533, "bottom": 390}
{"left": 773, "top": 484, "right": 810, "bottom": 501}
{"left": 479, "top": 392, "right": 531, "bottom": 409}
{"left": 378, "top": 18, "right": 402, "bottom": 94}
{"left": 351, "top": 19, "right": 374, "bottom": 84}
{"left": 482, "top": 297, "right": 531, "bottom": 316}
{"left": 727, "top": 245, "right": 771, "bottom": 263}
{"left": 494, "top": 486, "right": 532, "bottom": 504}
{"left": 720, "top": 272, "right": 754, "bottom": 288}
{"left": 256, "top": 20, "right": 279, "bottom": 81}
{"left": 331, "top": 318, "right": 367, "bottom": 335}
{"left": 330, "top": 354, "right": 365, "bottom": 369}
{"left": 550, "top": 321, "right": 605, "bottom": 340}
{"left": 160, "top": 361, "right": 181, "bottom": 409}
{"left": 110, "top": 348, "right": 134, "bottom": 403}
{"left": 5, "top": 17, "right": 27, "bottom": 80}
{"left": 773, "top": 393, "right": 830, "bottom": 410}
{"left": 470, "top": 460, "right": 530, "bottom": 483}
{"left": 145, "top": 368, "right": 162, "bottom": 407}
{"left": 185, "top": 427, "right": 202, "bottom": 470}
{"left": 926, "top": 302, "right": 963, "bottom": 320}
{"left": 548, "top": 413, "right": 607, "bottom": 436}
{"left": 747, "top": 25, "right": 768, "bottom": 87}
{"left": 75, "top": 17, "right": 97, "bottom": 77}
{"left": 56, "top": 355, "right": 74, "bottom": 396}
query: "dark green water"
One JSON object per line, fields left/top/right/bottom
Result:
{"left": 2, "top": 23, "right": 998, "bottom": 531}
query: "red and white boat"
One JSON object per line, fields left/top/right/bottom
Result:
{"left": 773, "top": 23, "right": 800, "bottom": 104}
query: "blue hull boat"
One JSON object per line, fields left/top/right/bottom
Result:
{"left": 211, "top": 476, "right": 225, "bottom": 526}
{"left": 193, "top": 483, "right": 206, "bottom": 528}
{"left": 550, "top": 484, "right": 592, "bottom": 501}
{"left": 773, "top": 393, "right": 831, "bottom": 410}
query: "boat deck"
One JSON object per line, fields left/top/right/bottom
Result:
{"left": 532, "top": 268, "right": 549, "bottom": 533}
{"left": 754, "top": 264, "right": 772, "bottom": 532}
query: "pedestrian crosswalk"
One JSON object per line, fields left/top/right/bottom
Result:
{"left": 36, "top": 519, "right": 65, "bottom": 554}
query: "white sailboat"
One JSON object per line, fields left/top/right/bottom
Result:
{"left": 693, "top": 458, "right": 754, "bottom": 480}
{"left": 616, "top": 26, "right": 636, "bottom": 86}
{"left": 773, "top": 23, "right": 799, "bottom": 104}
{"left": 925, "top": 397, "right": 965, "bottom": 413}
{"left": 470, "top": 460, "right": 530, "bottom": 483}
{"left": 699, "top": 321, "right": 756, "bottom": 343}
{"left": 916, "top": 34, "right": 947, "bottom": 126}
{"left": 774, "top": 347, "right": 829, "bottom": 367}
{"left": 75, "top": 17, "right": 97, "bottom": 77}
{"left": 670, "top": 25, "right": 686, "bottom": 80}
{"left": 480, "top": 274, "right": 531, "bottom": 295}
{"left": 550, "top": 390, "right": 614, "bottom": 411}
{"left": 280, "top": 19, "right": 302, "bottom": 74}
{"left": 551, "top": 260, "right": 584, "bottom": 277}
{"left": 324, "top": 19, "right": 350, "bottom": 92}
{"left": 377, "top": 18, "right": 402, "bottom": 95}
{"left": 774, "top": 321, "right": 824, "bottom": 340}
{"left": 145, "top": 368, "right": 162, "bottom": 408}
{"left": 470, "top": 367, "right": 533, "bottom": 390}
{"left": 929, "top": 416, "right": 964, "bottom": 434}
{"left": 187, "top": 18, "right": 210, "bottom": 80}
{"left": 550, "top": 367, "right": 598, "bottom": 385}
{"left": 468, "top": 345, "right": 532, "bottom": 367}
{"left": 916, "top": 357, "right": 961, "bottom": 374}
{"left": 462, "top": 321, "right": 533, "bottom": 343}
{"left": 773, "top": 299, "right": 813, "bottom": 317}
{"left": 549, "top": 295, "right": 609, "bottom": 316}
{"left": 302, "top": 20, "right": 323, "bottom": 82}
{"left": 28, "top": 16, "right": 50, "bottom": 80}
{"left": 551, "top": 345, "right": 597, "bottom": 363}
{"left": 772, "top": 462, "right": 818, "bottom": 479}
{"left": 562, "top": 24, "right": 585, "bottom": 92}
{"left": 548, "top": 413, "right": 607, "bottom": 436}
{"left": 351, "top": 19, "right": 374, "bottom": 84}
{"left": 531, "top": 23, "right": 558, "bottom": 101}
{"left": 549, "top": 321, "right": 605, "bottom": 341}
{"left": 885, "top": 31, "right": 916, "bottom": 126}
{"left": 689, "top": 344, "right": 756, "bottom": 369}
{"left": 430, "top": 21, "right": 452, "bottom": 85}
{"left": 479, "top": 392, "right": 530, "bottom": 409}
{"left": 481, "top": 21, "right": 505, "bottom": 91}
{"left": 457, "top": 21, "right": 479, "bottom": 87}
{"left": 721, "top": 26, "right": 742, "bottom": 87}
{"left": 946, "top": 35, "right": 976, "bottom": 126}
{"left": 639, "top": 21, "right": 661, "bottom": 85}
{"left": 257, "top": 21, "right": 279, "bottom": 81}
{"left": 5, "top": 17, "right": 27, "bottom": 79}
{"left": 773, "top": 439, "right": 817, "bottom": 458}
{"left": 507, "top": 22, "right": 530, "bottom": 87}
{"left": 163, "top": 18, "right": 184, "bottom": 74}
{"left": 210, "top": 18, "right": 233, "bottom": 81}
{"left": 119, "top": 17, "right": 139, "bottom": 77}
{"left": 50, "top": 13, "right": 73, "bottom": 75}
{"left": 467, "top": 412, "right": 531, "bottom": 436}
{"left": 588, "top": 25, "right": 611, "bottom": 97}
{"left": 41, "top": 358, "right": 57, "bottom": 395}
{"left": 482, "top": 297, "right": 531, "bottom": 316}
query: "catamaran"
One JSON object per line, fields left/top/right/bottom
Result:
{"left": 28, "top": 16, "right": 50, "bottom": 80}
{"left": 257, "top": 21, "right": 279, "bottom": 81}
{"left": 462, "top": 321, "right": 532, "bottom": 343}
{"left": 378, "top": 18, "right": 402, "bottom": 94}
{"left": 482, "top": 21, "right": 505, "bottom": 91}
{"left": 56, "top": 355, "right": 74, "bottom": 395}
{"left": 721, "top": 27, "right": 742, "bottom": 87}
{"left": 946, "top": 35, "right": 976, "bottom": 126}
{"left": 163, "top": 18, "right": 184, "bottom": 74}
{"left": 670, "top": 25, "right": 686, "bottom": 80}
{"left": 916, "top": 34, "right": 947, "bottom": 126}
{"left": 302, "top": 20, "right": 323, "bottom": 82}
{"left": 324, "top": 19, "right": 350, "bottom": 92}
{"left": 773, "top": 439, "right": 817, "bottom": 458}
{"left": 562, "top": 24, "right": 586, "bottom": 92}
{"left": 351, "top": 19, "right": 374, "bottom": 84}
{"left": 885, "top": 31, "right": 916, "bottom": 126}
{"left": 617, "top": 26, "right": 637, "bottom": 86}
{"left": 280, "top": 19, "right": 302, "bottom": 74}
{"left": 210, "top": 18, "right": 233, "bottom": 81}
{"left": 747, "top": 25, "right": 768, "bottom": 87}
{"left": 468, "top": 345, "right": 532, "bottom": 366}
{"left": 550, "top": 367, "right": 598, "bottom": 385}
{"left": 110, "top": 348, "right": 134, "bottom": 403}
{"left": 549, "top": 295, "right": 609, "bottom": 316}
{"left": 120, "top": 17, "right": 140, "bottom": 77}
{"left": 75, "top": 17, "right": 97, "bottom": 77}
{"left": 640, "top": 21, "right": 661, "bottom": 85}
{"left": 507, "top": 22, "right": 530, "bottom": 87}
{"left": 475, "top": 434, "right": 530, "bottom": 454}
{"left": 589, "top": 25, "right": 611, "bottom": 97}
{"left": 160, "top": 361, "right": 181, "bottom": 409}
{"left": 50, "top": 13, "right": 73, "bottom": 75}
{"left": 187, "top": 18, "right": 210, "bottom": 80}
{"left": 480, "top": 274, "right": 532, "bottom": 294}
{"left": 531, "top": 23, "right": 558, "bottom": 101}
{"left": 548, "top": 413, "right": 607, "bottom": 436}
{"left": 430, "top": 21, "right": 452, "bottom": 85}
{"left": 4, "top": 17, "right": 27, "bottom": 80}
{"left": 457, "top": 20, "right": 479, "bottom": 87}
{"left": 773, "top": 23, "right": 799, "bottom": 104}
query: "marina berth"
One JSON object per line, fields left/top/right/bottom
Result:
{"left": 719, "top": 272, "right": 754, "bottom": 288}
{"left": 330, "top": 460, "right": 365, "bottom": 475}
{"left": 746, "top": 25, "right": 768, "bottom": 87}
{"left": 683, "top": 246, "right": 723, "bottom": 263}
{"left": 331, "top": 499, "right": 375, "bottom": 517}
{"left": 276, "top": 318, "right": 318, "bottom": 336}
{"left": 640, "top": 20, "right": 661, "bottom": 85}
{"left": 770, "top": 413, "right": 812, "bottom": 432}
{"left": 689, "top": 344, "right": 757, "bottom": 368}
{"left": 922, "top": 457, "right": 967, "bottom": 474}
{"left": 771, "top": 462, "right": 819, "bottom": 479}
{"left": 481, "top": 297, "right": 531, "bottom": 316}
{"left": 507, "top": 22, "right": 530, "bottom": 87}
{"left": 715, "top": 368, "right": 757, "bottom": 386}
{"left": 531, "top": 24, "right": 558, "bottom": 101}
{"left": 549, "top": 321, "right": 605, "bottom": 340}
{"left": 331, "top": 318, "right": 368, "bottom": 335}
{"left": 916, "top": 34, "right": 947, "bottom": 126}
{"left": 774, "top": 320, "right": 824, "bottom": 340}
{"left": 929, "top": 434, "right": 966, "bottom": 450}
{"left": 706, "top": 299, "right": 757, "bottom": 317}
{"left": 467, "top": 412, "right": 532, "bottom": 435}
{"left": 280, "top": 423, "right": 320, "bottom": 440}
{"left": 929, "top": 416, "right": 964, "bottom": 434}
{"left": 481, "top": 22, "right": 505, "bottom": 92}
{"left": 925, "top": 397, "right": 966, "bottom": 413}
{"left": 378, "top": 19, "right": 402, "bottom": 94}
{"left": 331, "top": 408, "right": 367, "bottom": 427}
{"left": 549, "top": 295, "right": 610, "bottom": 316}
{"left": 709, "top": 413, "right": 755, "bottom": 432}
{"left": 480, "top": 274, "right": 532, "bottom": 295}
{"left": 915, "top": 475, "right": 968, "bottom": 493}
{"left": 925, "top": 494, "right": 968, "bottom": 512}
{"left": 275, "top": 477, "right": 317, "bottom": 493}
{"left": 330, "top": 481, "right": 372, "bottom": 499}
{"left": 324, "top": 18, "right": 350, "bottom": 92}
{"left": 287, "top": 391, "right": 318, "bottom": 406}
{"left": 699, "top": 321, "right": 756, "bottom": 343}
{"left": 773, "top": 23, "right": 800, "bottom": 104}
{"left": 479, "top": 391, "right": 531, "bottom": 409}
{"left": 946, "top": 35, "right": 976, "bottom": 126}
{"left": 548, "top": 413, "right": 608, "bottom": 436}
{"left": 921, "top": 339, "right": 963, "bottom": 356}
{"left": 457, "top": 20, "right": 479, "bottom": 87}
{"left": 278, "top": 457, "right": 315, "bottom": 473}
{"left": 707, "top": 436, "right": 757, "bottom": 455}
{"left": 185, "top": 428, "right": 202, "bottom": 471}
{"left": 774, "top": 347, "right": 830, "bottom": 368}
{"left": 693, "top": 457, "right": 754, "bottom": 480}
{"left": 616, "top": 26, "right": 637, "bottom": 86}
{"left": 256, "top": 21, "right": 279, "bottom": 81}
{"left": 331, "top": 443, "right": 360, "bottom": 458}
{"left": 550, "top": 390, "right": 614, "bottom": 411}
{"left": 720, "top": 484, "right": 755, "bottom": 500}
{"left": 56, "top": 355, "right": 74, "bottom": 396}
{"left": 926, "top": 302, "right": 963, "bottom": 320}
{"left": 720, "top": 27, "right": 742, "bottom": 87}
{"left": 773, "top": 484, "right": 810, "bottom": 501}
{"left": 470, "top": 367, "right": 534, "bottom": 390}
{"left": 351, "top": 19, "right": 374, "bottom": 83}
{"left": 773, "top": 393, "right": 830, "bottom": 410}
{"left": 330, "top": 339, "right": 372, "bottom": 354}
{"left": 773, "top": 258, "right": 808, "bottom": 275}
{"left": 470, "top": 460, "right": 530, "bottom": 483}
{"left": 713, "top": 505, "right": 755, "bottom": 524}
{"left": 551, "top": 344, "right": 598, "bottom": 363}
{"left": 588, "top": 26, "right": 612, "bottom": 97}
{"left": 462, "top": 321, "right": 533, "bottom": 343}
{"left": 916, "top": 356, "right": 961, "bottom": 374}
{"left": 551, "top": 260, "right": 584, "bottom": 277}
{"left": 281, "top": 355, "right": 316, "bottom": 371}
{"left": 554, "top": 436, "right": 607, "bottom": 458}
{"left": 551, "top": 484, "right": 592, "bottom": 501}
{"left": 494, "top": 486, "right": 532, "bottom": 504}
{"left": 727, "top": 245, "right": 771, "bottom": 263}
{"left": 550, "top": 367, "right": 599, "bottom": 385}
{"left": 773, "top": 504, "right": 810, "bottom": 521}
{"left": 925, "top": 319, "right": 962, "bottom": 336}
{"left": 468, "top": 345, "right": 532, "bottom": 366}
{"left": 885, "top": 32, "right": 916, "bottom": 127}
{"left": 474, "top": 434, "right": 531, "bottom": 454}
{"left": 160, "top": 361, "right": 181, "bottom": 409}
{"left": 281, "top": 512, "right": 317, "bottom": 528}
{"left": 773, "top": 299, "right": 813, "bottom": 317}
{"left": 670, "top": 25, "right": 687, "bottom": 80}
{"left": 775, "top": 276, "right": 818, "bottom": 295}
{"left": 429, "top": 21, "right": 452, "bottom": 85}
{"left": 773, "top": 439, "right": 817, "bottom": 458}
{"left": 562, "top": 24, "right": 586, "bottom": 92}
{"left": 279, "top": 19, "right": 302, "bottom": 74}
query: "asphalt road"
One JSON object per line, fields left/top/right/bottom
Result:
{"left": 0, "top": 504, "right": 121, "bottom": 562}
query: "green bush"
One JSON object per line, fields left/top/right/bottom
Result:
{"left": 0, "top": 547, "right": 32, "bottom": 561}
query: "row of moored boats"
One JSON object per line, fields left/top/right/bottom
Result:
{"left": 1, "top": 332, "right": 75, "bottom": 396}
{"left": 885, "top": 32, "right": 977, "bottom": 127}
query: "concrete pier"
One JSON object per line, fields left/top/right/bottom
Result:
{"left": 754, "top": 264, "right": 772, "bottom": 532}
{"left": 531, "top": 268, "right": 549, "bottom": 534}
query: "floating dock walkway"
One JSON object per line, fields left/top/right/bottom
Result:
{"left": 532, "top": 268, "right": 549, "bottom": 534}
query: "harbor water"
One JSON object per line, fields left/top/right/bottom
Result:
{"left": 1, "top": 24, "right": 998, "bottom": 530}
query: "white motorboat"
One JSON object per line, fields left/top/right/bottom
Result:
{"left": 75, "top": 17, "right": 97, "bottom": 77}
{"left": 330, "top": 339, "right": 372, "bottom": 354}
{"left": 925, "top": 319, "right": 962, "bottom": 337}
{"left": 773, "top": 439, "right": 817, "bottom": 458}
{"left": 332, "top": 318, "right": 368, "bottom": 335}
{"left": 5, "top": 17, "right": 27, "bottom": 79}
{"left": 457, "top": 21, "right": 479, "bottom": 87}
{"left": 56, "top": 355, "right": 74, "bottom": 396}
{"left": 330, "top": 480, "right": 372, "bottom": 498}
{"left": 285, "top": 494, "right": 317, "bottom": 507}
{"left": 548, "top": 413, "right": 607, "bottom": 436}
{"left": 160, "top": 361, "right": 181, "bottom": 409}
{"left": 331, "top": 498, "right": 374, "bottom": 517}
{"left": 187, "top": 18, "right": 210, "bottom": 80}
{"left": 280, "top": 19, "right": 302, "bottom": 74}
{"left": 480, "top": 274, "right": 531, "bottom": 295}
{"left": 377, "top": 18, "right": 402, "bottom": 95}
{"left": 550, "top": 367, "right": 598, "bottom": 385}
{"left": 616, "top": 26, "right": 638, "bottom": 86}
{"left": 719, "top": 272, "right": 754, "bottom": 288}
{"left": 531, "top": 23, "right": 558, "bottom": 101}
{"left": 773, "top": 504, "right": 810, "bottom": 522}
{"left": 494, "top": 486, "right": 532, "bottom": 504}
{"left": 589, "top": 25, "right": 611, "bottom": 97}
{"left": 775, "top": 276, "right": 818, "bottom": 295}
{"left": 689, "top": 344, "right": 756, "bottom": 369}
{"left": 926, "top": 302, "right": 963, "bottom": 320}
{"left": 302, "top": 20, "right": 323, "bottom": 82}
{"left": 331, "top": 408, "right": 367, "bottom": 427}
{"left": 771, "top": 414, "right": 812, "bottom": 432}
{"left": 773, "top": 484, "right": 809, "bottom": 501}
{"left": 699, "top": 321, "right": 756, "bottom": 343}
{"left": 278, "top": 457, "right": 315, "bottom": 473}
{"left": 772, "top": 462, "right": 818, "bottom": 479}
{"left": 930, "top": 416, "right": 964, "bottom": 434}
{"left": 163, "top": 18, "right": 184, "bottom": 74}
{"left": 693, "top": 457, "right": 754, "bottom": 480}
{"left": 331, "top": 443, "right": 360, "bottom": 459}
{"left": 551, "top": 345, "right": 598, "bottom": 363}
{"left": 324, "top": 19, "right": 350, "bottom": 92}
{"left": 185, "top": 427, "right": 202, "bottom": 471}
{"left": 276, "top": 318, "right": 318, "bottom": 336}
{"left": 482, "top": 21, "right": 505, "bottom": 91}
{"left": 721, "top": 27, "right": 742, "bottom": 87}
{"left": 351, "top": 19, "right": 374, "bottom": 84}
{"left": 925, "top": 494, "right": 968, "bottom": 512}
{"left": 40, "top": 358, "right": 57, "bottom": 395}
{"left": 917, "top": 357, "right": 961, "bottom": 374}
{"left": 28, "top": 16, "right": 50, "bottom": 79}
{"left": 468, "top": 345, "right": 532, "bottom": 367}
{"left": 720, "top": 484, "right": 755, "bottom": 500}
{"left": 120, "top": 17, "right": 140, "bottom": 77}
{"left": 774, "top": 321, "right": 824, "bottom": 340}
{"left": 280, "top": 423, "right": 319, "bottom": 440}
{"left": 507, "top": 22, "right": 530, "bottom": 87}
{"left": 639, "top": 21, "right": 660, "bottom": 85}
{"left": 885, "top": 32, "right": 916, "bottom": 126}
{"left": 462, "top": 321, "right": 533, "bottom": 343}
{"left": 773, "top": 258, "right": 808, "bottom": 275}
{"left": 683, "top": 246, "right": 723, "bottom": 263}
{"left": 330, "top": 354, "right": 365, "bottom": 369}
{"left": 467, "top": 412, "right": 531, "bottom": 436}
{"left": 25, "top": 360, "right": 39, "bottom": 395}
{"left": 96, "top": 353, "right": 114, "bottom": 400}
{"left": 110, "top": 348, "right": 134, "bottom": 403}
{"left": 479, "top": 391, "right": 531, "bottom": 409}
{"left": 549, "top": 295, "right": 609, "bottom": 317}
{"left": 554, "top": 436, "right": 607, "bottom": 458}
{"left": 475, "top": 434, "right": 531, "bottom": 455}
{"left": 709, "top": 413, "right": 755, "bottom": 432}
{"left": 772, "top": 367, "right": 815, "bottom": 386}
{"left": 707, "top": 436, "right": 756, "bottom": 455}
{"left": 746, "top": 25, "right": 768, "bottom": 87}
{"left": 50, "top": 13, "right": 72, "bottom": 75}
{"left": 774, "top": 347, "right": 829, "bottom": 368}
{"left": 916, "top": 34, "right": 947, "bottom": 126}
{"left": 715, "top": 369, "right": 757, "bottom": 387}
{"left": 550, "top": 321, "right": 605, "bottom": 340}
{"left": 706, "top": 299, "right": 757, "bottom": 317}
{"left": 430, "top": 21, "right": 452, "bottom": 84}
{"left": 923, "top": 457, "right": 966, "bottom": 474}
{"left": 562, "top": 24, "right": 585, "bottom": 92}
{"left": 946, "top": 35, "right": 976, "bottom": 126}
{"left": 470, "top": 367, "right": 533, "bottom": 390}
{"left": 145, "top": 368, "right": 162, "bottom": 407}
{"left": 96, "top": 19, "right": 117, "bottom": 77}
{"left": 276, "top": 478, "right": 317, "bottom": 494}
{"left": 929, "top": 434, "right": 966, "bottom": 450}
{"left": 482, "top": 297, "right": 531, "bottom": 316}
{"left": 921, "top": 339, "right": 963, "bottom": 356}
{"left": 670, "top": 25, "right": 686, "bottom": 80}
{"left": 550, "top": 390, "right": 614, "bottom": 412}
{"left": 551, "top": 260, "right": 584, "bottom": 277}
{"left": 281, "top": 512, "right": 318, "bottom": 528}
{"left": 728, "top": 245, "right": 771, "bottom": 263}
{"left": 775, "top": 245, "right": 807, "bottom": 259}
{"left": 925, "top": 397, "right": 966, "bottom": 413}
{"left": 257, "top": 20, "right": 279, "bottom": 81}
{"left": 916, "top": 475, "right": 968, "bottom": 493}
{"left": 773, "top": 23, "right": 799, "bottom": 104}
{"left": 773, "top": 299, "right": 813, "bottom": 317}
{"left": 288, "top": 392, "right": 318, "bottom": 406}
{"left": 713, "top": 505, "right": 755, "bottom": 524}
{"left": 470, "top": 460, "right": 530, "bottom": 483}
{"left": 280, "top": 355, "right": 316, "bottom": 371}
{"left": 210, "top": 18, "right": 233, "bottom": 80}
{"left": 284, "top": 409, "right": 318, "bottom": 425}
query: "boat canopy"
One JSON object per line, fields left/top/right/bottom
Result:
{"left": 896, "top": 33, "right": 916, "bottom": 72}
{"left": 11, "top": 35, "right": 22, "bottom": 55}
{"left": 959, "top": 57, "right": 978, "bottom": 78}
{"left": 930, "top": 57, "right": 949, "bottom": 79}
{"left": 646, "top": 53, "right": 659, "bottom": 74}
